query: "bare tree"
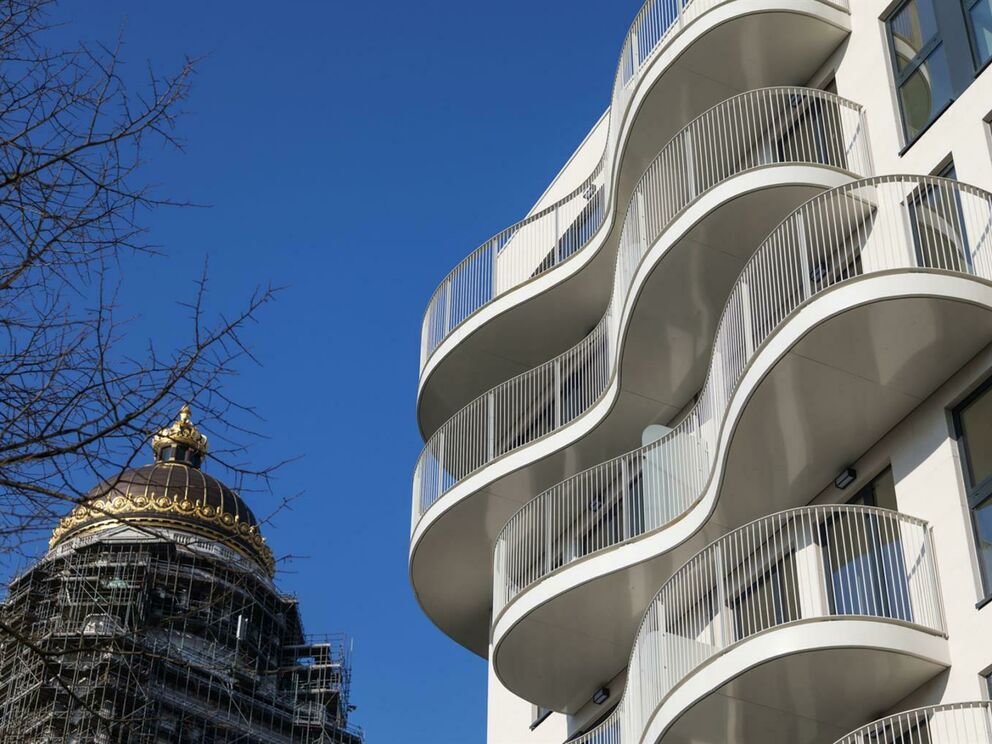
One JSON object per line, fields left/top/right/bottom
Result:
{"left": 0, "top": 0, "right": 277, "bottom": 562}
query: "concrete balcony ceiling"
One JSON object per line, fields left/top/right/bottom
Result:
{"left": 417, "top": 0, "right": 851, "bottom": 438}
{"left": 491, "top": 176, "right": 992, "bottom": 710}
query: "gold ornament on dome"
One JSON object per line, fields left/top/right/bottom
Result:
{"left": 49, "top": 488, "right": 276, "bottom": 576}
{"left": 152, "top": 404, "right": 209, "bottom": 457}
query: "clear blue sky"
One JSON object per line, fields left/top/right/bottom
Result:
{"left": 49, "top": 2, "right": 643, "bottom": 741}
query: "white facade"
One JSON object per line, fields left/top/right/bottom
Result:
{"left": 413, "top": 1, "right": 992, "bottom": 742}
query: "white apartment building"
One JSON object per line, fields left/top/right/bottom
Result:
{"left": 411, "top": 1, "right": 992, "bottom": 742}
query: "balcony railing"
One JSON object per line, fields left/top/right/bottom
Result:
{"left": 568, "top": 506, "right": 944, "bottom": 744}
{"left": 419, "top": 0, "right": 851, "bottom": 371}
{"left": 412, "top": 87, "right": 871, "bottom": 531}
{"left": 834, "top": 702, "right": 992, "bottom": 743}
{"left": 493, "top": 174, "right": 992, "bottom": 618}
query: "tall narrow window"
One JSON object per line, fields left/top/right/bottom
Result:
{"left": 964, "top": 0, "right": 992, "bottom": 68}
{"left": 530, "top": 705, "right": 551, "bottom": 731}
{"left": 954, "top": 378, "right": 992, "bottom": 599}
{"left": 822, "top": 468, "right": 911, "bottom": 621}
{"left": 848, "top": 467, "right": 898, "bottom": 510}
{"left": 887, "top": 0, "right": 954, "bottom": 140}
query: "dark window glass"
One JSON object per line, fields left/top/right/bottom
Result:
{"left": 822, "top": 471, "right": 912, "bottom": 622}
{"left": 908, "top": 175, "right": 973, "bottom": 272}
{"left": 897, "top": 47, "right": 954, "bottom": 140}
{"left": 964, "top": 0, "right": 992, "bottom": 67}
{"left": 891, "top": 0, "right": 941, "bottom": 68}
{"left": 974, "top": 494, "right": 992, "bottom": 593}
{"left": 955, "top": 380, "right": 992, "bottom": 597}
{"left": 732, "top": 553, "right": 799, "bottom": 639}
{"left": 849, "top": 468, "right": 898, "bottom": 510}
{"left": 530, "top": 705, "right": 551, "bottom": 731}
{"left": 960, "top": 385, "right": 992, "bottom": 487}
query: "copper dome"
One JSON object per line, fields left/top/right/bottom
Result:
{"left": 49, "top": 408, "right": 275, "bottom": 576}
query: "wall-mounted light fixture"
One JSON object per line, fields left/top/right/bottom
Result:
{"left": 834, "top": 467, "right": 857, "bottom": 490}
{"left": 592, "top": 687, "right": 610, "bottom": 705}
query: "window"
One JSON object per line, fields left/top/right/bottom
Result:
{"left": 888, "top": 0, "right": 954, "bottom": 140}
{"left": 530, "top": 705, "right": 551, "bottom": 731}
{"left": 954, "top": 378, "right": 992, "bottom": 599}
{"left": 985, "top": 668, "right": 992, "bottom": 698}
{"left": 732, "top": 553, "right": 800, "bottom": 639}
{"left": 848, "top": 467, "right": 898, "bottom": 510}
{"left": 886, "top": 1, "right": 984, "bottom": 144}
{"left": 908, "top": 170, "right": 974, "bottom": 273}
{"left": 822, "top": 468, "right": 913, "bottom": 621}
{"left": 964, "top": 0, "right": 992, "bottom": 68}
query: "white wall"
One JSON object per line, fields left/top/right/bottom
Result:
{"left": 526, "top": 111, "right": 610, "bottom": 217}
{"left": 487, "top": 643, "right": 568, "bottom": 744}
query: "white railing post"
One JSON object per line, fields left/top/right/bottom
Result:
{"left": 620, "top": 459, "right": 630, "bottom": 541}
{"left": 713, "top": 543, "right": 729, "bottom": 647}
{"left": 545, "top": 498, "right": 553, "bottom": 575}
{"left": 487, "top": 392, "right": 495, "bottom": 461}
{"left": 554, "top": 358, "right": 562, "bottom": 429}
{"left": 435, "top": 432, "right": 445, "bottom": 504}
{"left": 685, "top": 128, "right": 697, "bottom": 201}
{"left": 491, "top": 240, "right": 498, "bottom": 298}
{"left": 637, "top": 190, "right": 649, "bottom": 259}
{"left": 443, "top": 278, "right": 452, "bottom": 337}
{"left": 741, "top": 279, "right": 757, "bottom": 357}
{"left": 797, "top": 212, "right": 813, "bottom": 299}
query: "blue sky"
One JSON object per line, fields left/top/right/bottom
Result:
{"left": 48, "top": 2, "right": 643, "bottom": 741}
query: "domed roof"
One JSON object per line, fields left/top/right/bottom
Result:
{"left": 49, "top": 407, "right": 275, "bottom": 576}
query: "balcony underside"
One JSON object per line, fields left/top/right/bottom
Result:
{"left": 493, "top": 275, "right": 992, "bottom": 711}
{"left": 411, "top": 169, "right": 851, "bottom": 655}
{"left": 647, "top": 620, "right": 949, "bottom": 744}
{"left": 417, "top": 3, "right": 850, "bottom": 437}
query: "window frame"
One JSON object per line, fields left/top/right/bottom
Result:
{"left": 953, "top": 374, "right": 992, "bottom": 603}
{"left": 530, "top": 705, "right": 551, "bottom": 731}
{"left": 885, "top": 0, "right": 982, "bottom": 149}
{"left": 962, "top": 0, "right": 992, "bottom": 70}
{"left": 886, "top": 0, "right": 952, "bottom": 143}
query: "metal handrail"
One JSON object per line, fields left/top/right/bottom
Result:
{"left": 419, "top": 0, "right": 851, "bottom": 371}
{"left": 569, "top": 505, "right": 945, "bottom": 744}
{"left": 493, "top": 174, "right": 992, "bottom": 618}
{"left": 413, "top": 87, "right": 871, "bottom": 532}
{"left": 834, "top": 702, "right": 992, "bottom": 743}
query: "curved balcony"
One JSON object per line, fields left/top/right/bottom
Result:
{"left": 492, "top": 175, "right": 992, "bottom": 710}
{"left": 834, "top": 702, "right": 992, "bottom": 743}
{"left": 417, "top": 0, "right": 852, "bottom": 435}
{"left": 411, "top": 88, "right": 871, "bottom": 654}
{"left": 566, "top": 506, "right": 948, "bottom": 744}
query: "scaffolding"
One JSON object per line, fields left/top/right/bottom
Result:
{"left": 0, "top": 537, "right": 363, "bottom": 744}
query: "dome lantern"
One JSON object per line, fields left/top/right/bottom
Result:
{"left": 152, "top": 404, "right": 209, "bottom": 467}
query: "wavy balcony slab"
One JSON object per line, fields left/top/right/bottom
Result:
{"left": 492, "top": 271, "right": 992, "bottom": 711}
{"left": 410, "top": 165, "right": 854, "bottom": 655}
{"left": 417, "top": 0, "right": 851, "bottom": 436}
{"left": 646, "top": 620, "right": 949, "bottom": 744}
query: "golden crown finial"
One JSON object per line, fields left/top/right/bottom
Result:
{"left": 152, "top": 404, "right": 209, "bottom": 460}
